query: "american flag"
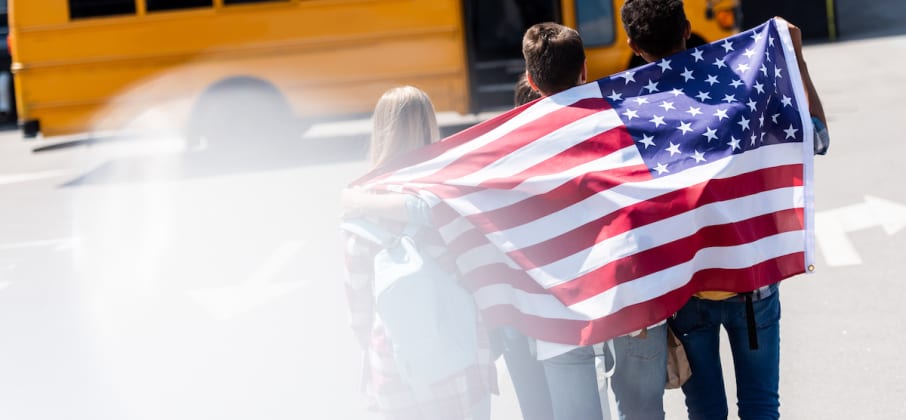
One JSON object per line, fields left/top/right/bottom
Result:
{"left": 353, "top": 18, "right": 815, "bottom": 345}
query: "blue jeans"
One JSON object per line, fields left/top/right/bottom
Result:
{"left": 609, "top": 324, "right": 667, "bottom": 420}
{"left": 494, "top": 328, "right": 554, "bottom": 420}
{"left": 541, "top": 324, "right": 667, "bottom": 420}
{"left": 668, "top": 286, "right": 781, "bottom": 420}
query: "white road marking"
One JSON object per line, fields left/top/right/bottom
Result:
{"left": 815, "top": 195, "right": 906, "bottom": 266}
{"left": 0, "top": 237, "right": 78, "bottom": 251}
{"left": 0, "top": 170, "right": 70, "bottom": 185}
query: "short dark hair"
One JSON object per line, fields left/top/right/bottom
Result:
{"left": 522, "top": 22, "right": 585, "bottom": 95}
{"left": 514, "top": 74, "right": 541, "bottom": 106}
{"left": 621, "top": 0, "right": 688, "bottom": 58}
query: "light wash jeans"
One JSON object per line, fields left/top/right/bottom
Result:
{"left": 541, "top": 323, "right": 667, "bottom": 420}
{"left": 608, "top": 324, "right": 668, "bottom": 419}
{"left": 492, "top": 328, "right": 554, "bottom": 420}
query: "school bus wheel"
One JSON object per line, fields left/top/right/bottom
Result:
{"left": 185, "top": 76, "right": 293, "bottom": 153}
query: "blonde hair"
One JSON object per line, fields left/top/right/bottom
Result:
{"left": 368, "top": 86, "right": 440, "bottom": 168}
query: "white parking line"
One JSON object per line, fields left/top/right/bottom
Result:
{"left": 0, "top": 170, "right": 70, "bottom": 186}
{"left": 0, "top": 237, "right": 78, "bottom": 251}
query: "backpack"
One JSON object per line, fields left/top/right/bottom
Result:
{"left": 340, "top": 219, "right": 479, "bottom": 387}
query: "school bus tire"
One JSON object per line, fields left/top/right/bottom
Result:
{"left": 23, "top": 120, "right": 40, "bottom": 138}
{"left": 185, "top": 76, "right": 294, "bottom": 153}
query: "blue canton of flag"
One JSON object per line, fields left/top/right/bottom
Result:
{"left": 601, "top": 20, "right": 803, "bottom": 177}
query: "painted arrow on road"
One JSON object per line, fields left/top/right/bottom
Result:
{"left": 815, "top": 195, "right": 906, "bottom": 266}
{"left": 187, "top": 240, "right": 308, "bottom": 320}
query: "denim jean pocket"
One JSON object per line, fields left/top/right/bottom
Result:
{"left": 752, "top": 292, "right": 781, "bottom": 329}
{"left": 620, "top": 327, "right": 666, "bottom": 361}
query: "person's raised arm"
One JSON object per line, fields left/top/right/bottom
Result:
{"left": 341, "top": 188, "right": 433, "bottom": 226}
{"left": 779, "top": 17, "right": 830, "bottom": 154}
{"left": 342, "top": 188, "right": 409, "bottom": 221}
{"left": 782, "top": 18, "right": 827, "bottom": 127}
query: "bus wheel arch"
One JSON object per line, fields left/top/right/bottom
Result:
{"left": 186, "top": 76, "right": 294, "bottom": 152}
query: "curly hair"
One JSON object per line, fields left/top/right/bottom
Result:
{"left": 621, "top": 0, "right": 688, "bottom": 57}
{"left": 522, "top": 22, "right": 585, "bottom": 95}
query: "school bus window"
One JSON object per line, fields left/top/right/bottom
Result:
{"left": 68, "top": 0, "right": 136, "bottom": 19}
{"left": 575, "top": 0, "right": 615, "bottom": 47}
{"left": 147, "top": 0, "right": 213, "bottom": 12}
{"left": 224, "top": 0, "right": 290, "bottom": 5}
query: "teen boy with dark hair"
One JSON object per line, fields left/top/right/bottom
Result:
{"left": 620, "top": 1, "right": 829, "bottom": 419}
{"left": 522, "top": 22, "right": 587, "bottom": 96}
{"left": 521, "top": 21, "right": 670, "bottom": 420}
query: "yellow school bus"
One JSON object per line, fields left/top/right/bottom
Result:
{"left": 8, "top": 0, "right": 738, "bottom": 142}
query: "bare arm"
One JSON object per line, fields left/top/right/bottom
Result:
{"left": 782, "top": 18, "right": 827, "bottom": 127}
{"left": 341, "top": 188, "right": 411, "bottom": 222}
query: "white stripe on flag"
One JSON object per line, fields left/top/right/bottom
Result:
{"left": 471, "top": 230, "right": 804, "bottom": 321}
{"left": 568, "top": 230, "right": 805, "bottom": 318}
{"left": 526, "top": 186, "right": 805, "bottom": 287}
{"left": 488, "top": 142, "right": 804, "bottom": 249}
{"left": 447, "top": 109, "right": 624, "bottom": 186}
{"left": 445, "top": 145, "right": 644, "bottom": 216}
{"left": 472, "top": 284, "right": 588, "bottom": 321}
{"left": 457, "top": 242, "right": 521, "bottom": 275}
{"left": 438, "top": 215, "right": 477, "bottom": 244}
{"left": 370, "top": 83, "right": 605, "bottom": 187}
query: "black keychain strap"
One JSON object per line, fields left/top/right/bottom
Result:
{"left": 744, "top": 292, "right": 759, "bottom": 351}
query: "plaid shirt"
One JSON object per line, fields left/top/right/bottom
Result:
{"left": 342, "top": 225, "right": 497, "bottom": 420}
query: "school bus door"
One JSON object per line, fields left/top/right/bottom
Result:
{"left": 462, "top": 0, "right": 739, "bottom": 111}
{"left": 561, "top": 0, "right": 629, "bottom": 81}
{"left": 462, "top": 0, "right": 559, "bottom": 112}
{"left": 461, "top": 0, "right": 633, "bottom": 111}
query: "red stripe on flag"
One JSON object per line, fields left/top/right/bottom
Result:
{"left": 446, "top": 226, "right": 491, "bottom": 255}
{"left": 574, "top": 252, "right": 804, "bottom": 343}
{"left": 467, "top": 164, "right": 650, "bottom": 232}
{"left": 408, "top": 98, "right": 613, "bottom": 184}
{"left": 475, "top": 125, "right": 638, "bottom": 190}
{"left": 478, "top": 252, "right": 804, "bottom": 345}
{"left": 550, "top": 207, "right": 805, "bottom": 305}
{"left": 507, "top": 164, "right": 804, "bottom": 268}
{"left": 431, "top": 202, "right": 460, "bottom": 227}
{"left": 350, "top": 104, "right": 528, "bottom": 187}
